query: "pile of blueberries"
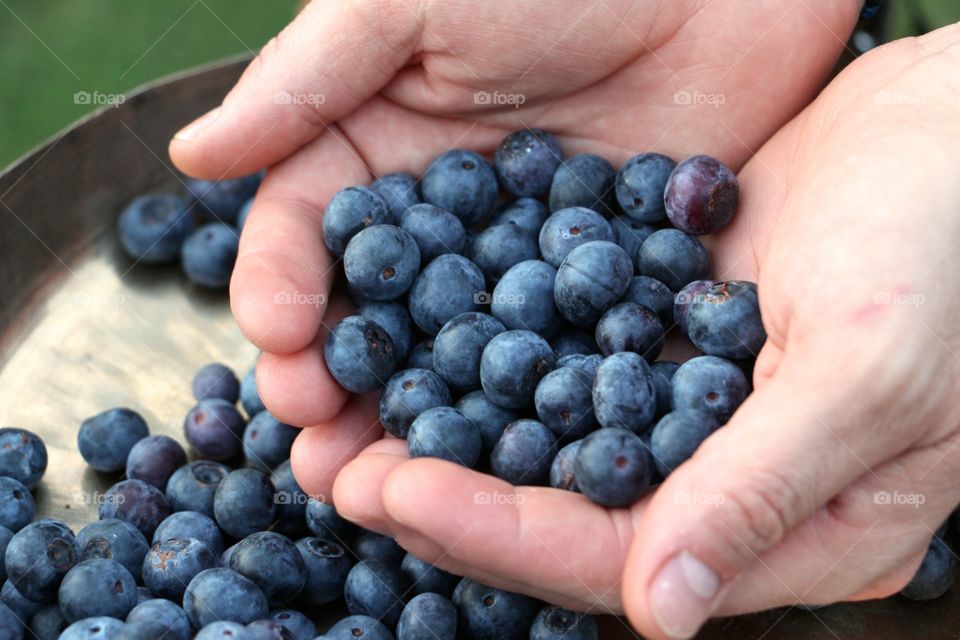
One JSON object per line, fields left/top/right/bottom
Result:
{"left": 323, "top": 129, "right": 763, "bottom": 509}
{"left": 0, "top": 360, "right": 602, "bottom": 640}
{"left": 117, "top": 173, "right": 260, "bottom": 288}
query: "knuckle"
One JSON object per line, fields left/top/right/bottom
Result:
{"left": 719, "top": 468, "right": 798, "bottom": 553}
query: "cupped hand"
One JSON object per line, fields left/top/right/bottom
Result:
{"left": 330, "top": 22, "right": 960, "bottom": 640}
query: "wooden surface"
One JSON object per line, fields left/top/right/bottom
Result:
{"left": 0, "top": 55, "right": 956, "bottom": 639}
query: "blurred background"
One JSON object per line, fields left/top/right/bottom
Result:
{"left": 0, "top": 0, "right": 957, "bottom": 169}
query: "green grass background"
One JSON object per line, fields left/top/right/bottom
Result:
{"left": 0, "top": 0, "right": 956, "bottom": 169}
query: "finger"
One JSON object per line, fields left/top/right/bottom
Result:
{"left": 256, "top": 293, "right": 353, "bottom": 426}
{"left": 380, "top": 458, "right": 637, "bottom": 611}
{"left": 169, "top": 0, "right": 422, "bottom": 178}
{"left": 289, "top": 391, "right": 383, "bottom": 502}
{"left": 621, "top": 350, "right": 919, "bottom": 640}
{"left": 333, "top": 439, "right": 409, "bottom": 535}
{"left": 230, "top": 129, "right": 369, "bottom": 354}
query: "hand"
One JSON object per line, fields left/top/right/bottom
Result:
{"left": 330, "top": 22, "right": 960, "bottom": 640}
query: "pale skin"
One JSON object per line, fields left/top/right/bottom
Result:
{"left": 170, "top": 1, "right": 960, "bottom": 637}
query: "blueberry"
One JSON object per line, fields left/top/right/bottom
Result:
{"left": 195, "top": 621, "right": 254, "bottom": 640}
{"left": 0, "top": 602, "right": 22, "bottom": 640}
{"left": 166, "top": 460, "right": 230, "bottom": 518}
{"left": 534, "top": 368, "right": 597, "bottom": 440}
{"left": 76, "top": 519, "right": 149, "bottom": 583}
{"left": 664, "top": 155, "right": 739, "bottom": 235}
{"left": 433, "top": 312, "right": 506, "bottom": 390}
{"left": 549, "top": 329, "right": 597, "bottom": 357}
{"left": 296, "top": 537, "right": 354, "bottom": 604}
{"left": 555, "top": 353, "right": 602, "bottom": 377}
{"left": 622, "top": 276, "right": 674, "bottom": 328}
{"left": 29, "top": 605, "right": 67, "bottom": 640}
{"left": 0, "top": 428, "right": 47, "bottom": 489}
{"left": 397, "top": 592, "right": 458, "bottom": 640}
{"left": 609, "top": 215, "right": 655, "bottom": 269}
{"left": 456, "top": 579, "right": 540, "bottom": 640}
{"left": 134, "top": 586, "right": 153, "bottom": 605}
{"left": 344, "top": 225, "right": 421, "bottom": 301}
{"left": 491, "top": 260, "right": 562, "bottom": 338}
{"left": 78, "top": 408, "right": 149, "bottom": 473}
{"left": 371, "top": 172, "right": 421, "bottom": 223}
{"left": 454, "top": 390, "right": 520, "bottom": 455}
{"left": 650, "top": 360, "right": 680, "bottom": 419}
{"left": 59, "top": 616, "right": 124, "bottom": 639}
{"left": 185, "top": 174, "right": 261, "bottom": 224}
{"left": 529, "top": 605, "right": 598, "bottom": 640}
{"left": 324, "top": 316, "right": 398, "bottom": 393}
{"left": 671, "top": 356, "right": 750, "bottom": 424}
{"left": 407, "top": 254, "right": 485, "bottom": 335}
{"left": 592, "top": 352, "right": 657, "bottom": 433}
{"left": 650, "top": 410, "right": 721, "bottom": 477}
{"left": 0, "top": 478, "right": 33, "bottom": 533}
{"left": 615, "top": 152, "right": 676, "bottom": 223}
{"left": 406, "top": 339, "right": 435, "bottom": 370}
{"left": 548, "top": 154, "right": 617, "bottom": 215}
{"left": 236, "top": 198, "right": 254, "bottom": 230}
{"left": 468, "top": 222, "right": 540, "bottom": 284}
{"left": 685, "top": 280, "right": 766, "bottom": 359}
{"left": 0, "top": 527, "right": 11, "bottom": 583}
{"left": 479, "top": 330, "right": 556, "bottom": 409}
{"left": 192, "top": 363, "right": 240, "bottom": 403}
{"left": 408, "top": 407, "right": 482, "bottom": 468}
{"left": 595, "top": 302, "right": 665, "bottom": 361}
{"left": 538, "top": 207, "right": 614, "bottom": 268}
{"left": 359, "top": 301, "right": 415, "bottom": 364}
{"left": 901, "top": 537, "right": 957, "bottom": 601}
{"left": 554, "top": 240, "right": 632, "bottom": 326}
{"left": 241, "top": 368, "right": 267, "bottom": 418}
{"left": 181, "top": 223, "right": 239, "bottom": 289}
{"left": 673, "top": 279, "right": 715, "bottom": 334}
{"left": 99, "top": 480, "right": 170, "bottom": 539}
{"left": 306, "top": 499, "right": 357, "bottom": 543}
{"left": 271, "top": 460, "right": 308, "bottom": 535}
{"left": 490, "top": 420, "right": 558, "bottom": 485}
{"left": 421, "top": 150, "right": 497, "bottom": 226}
{"left": 126, "top": 435, "right": 188, "bottom": 490}
{"left": 245, "top": 619, "right": 290, "bottom": 640}
{"left": 243, "top": 412, "right": 298, "bottom": 472}
{"left": 141, "top": 537, "right": 217, "bottom": 602}
{"left": 549, "top": 440, "right": 583, "bottom": 492}
{"left": 117, "top": 194, "right": 194, "bottom": 264}
{"left": 268, "top": 610, "right": 316, "bottom": 640}
{"left": 322, "top": 187, "right": 391, "bottom": 257}
{"left": 574, "top": 428, "right": 652, "bottom": 507}
{"left": 351, "top": 530, "right": 405, "bottom": 565}
{"left": 401, "top": 553, "right": 459, "bottom": 598}
{"left": 399, "top": 203, "right": 467, "bottom": 264}
{"left": 126, "top": 598, "right": 191, "bottom": 640}
{"left": 1, "top": 579, "right": 42, "bottom": 619}
{"left": 636, "top": 229, "right": 710, "bottom": 292}
{"left": 344, "top": 560, "right": 410, "bottom": 628}
{"left": 324, "top": 615, "right": 394, "bottom": 640}
{"left": 489, "top": 198, "right": 550, "bottom": 235}
{"left": 58, "top": 558, "right": 137, "bottom": 623}
{"left": 183, "top": 568, "right": 269, "bottom": 629}
{"left": 494, "top": 129, "right": 563, "bottom": 197}
{"left": 229, "top": 531, "right": 306, "bottom": 607}
{"left": 379, "top": 369, "right": 452, "bottom": 438}
{"left": 214, "top": 469, "right": 277, "bottom": 539}
{"left": 153, "top": 511, "right": 225, "bottom": 556}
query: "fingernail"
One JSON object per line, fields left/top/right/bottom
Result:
{"left": 174, "top": 106, "right": 221, "bottom": 141}
{"left": 649, "top": 551, "right": 721, "bottom": 639}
